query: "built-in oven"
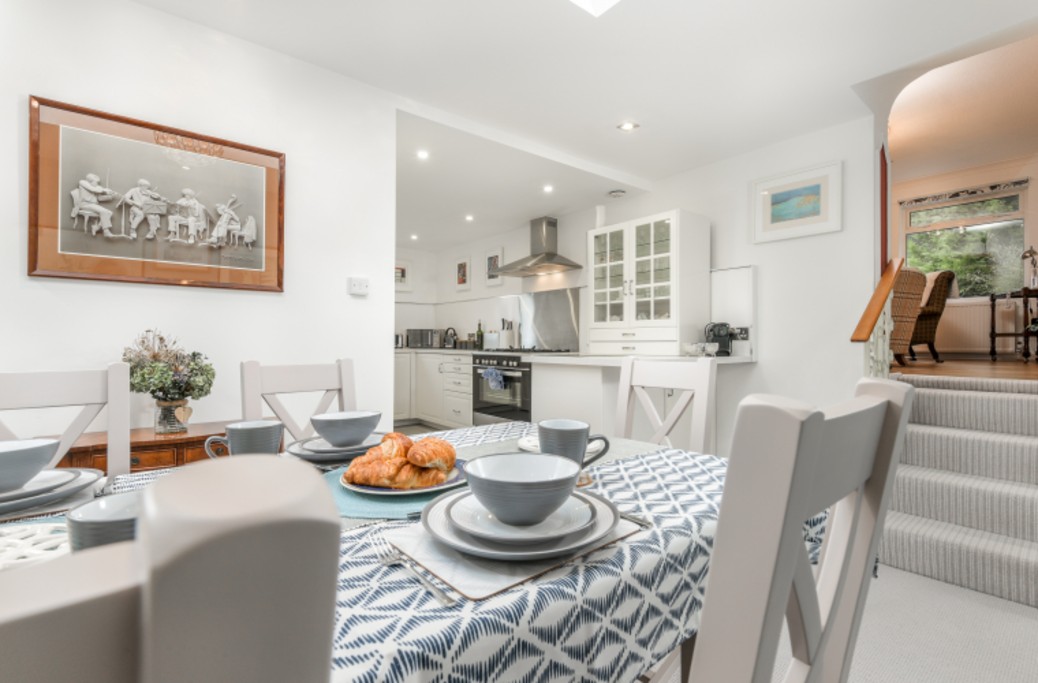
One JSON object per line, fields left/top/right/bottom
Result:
{"left": 471, "top": 354, "right": 531, "bottom": 425}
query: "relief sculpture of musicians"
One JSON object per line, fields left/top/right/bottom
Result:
{"left": 166, "top": 188, "right": 210, "bottom": 244}
{"left": 74, "top": 173, "right": 118, "bottom": 237}
{"left": 119, "top": 179, "right": 170, "bottom": 240}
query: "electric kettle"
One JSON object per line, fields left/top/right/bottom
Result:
{"left": 443, "top": 327, "right": 458, "bottom": 348}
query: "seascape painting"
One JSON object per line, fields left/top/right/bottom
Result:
{"left": 752, "top": 161, "right": 841, "bottom": 243}
{"left": 769, "top": 183, "right": 822, "bottom": 224}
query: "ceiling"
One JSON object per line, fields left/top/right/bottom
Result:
{"left": 889, "top": 32, "right": 1038, "bottom": 181}
{"left": 130, "top": 0, "right": 1038, "bottom": 250}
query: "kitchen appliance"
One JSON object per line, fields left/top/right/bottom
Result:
{"left": 704, "top": 322, "right": 732, "bottom": 357}
{"left": 443, "top": 327, "right": 458, "bottom": 349}
{"left": 489, "top": 217, "right": 583, "bottom": 277}
{"left": 394, "top": 334, "right": 403, "bottom": 348}
{"left": 406, "top": 329, "right": 435, "bottom": 348}
{"left": 471, "top": 353, "right": 532, "bottom": 425}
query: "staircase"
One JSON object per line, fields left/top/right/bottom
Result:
{"left": 881, "top": 374, "right": 1038, "bottom": 607}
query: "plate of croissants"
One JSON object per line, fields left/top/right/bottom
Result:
{"left": 340, "top": 432, "right": 465, "bottom": 496}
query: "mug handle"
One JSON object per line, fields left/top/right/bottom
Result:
{"left": 204, "top": 435, "right": 229, "bottom": 459}
{"left": 582, "top": 435, "right": 610, "bottom": 467}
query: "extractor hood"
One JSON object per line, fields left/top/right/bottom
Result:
{"left": 490, "top": 217, "right": 583, "bottom": 277}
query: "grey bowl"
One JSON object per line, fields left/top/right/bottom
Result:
{"left": 310, "top": 411, "right": 381, "bottom": 448}
{"left": 0, "top": 438, "right": 60, "bottom": 493}
{"left": 462, "top": 452, "right": 580, "bottom": 526}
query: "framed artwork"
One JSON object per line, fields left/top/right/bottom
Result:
{"left": 455, "top": 257, "right": 471, "bottom": 291}
{"left": 751, "top": 161, "right": 841, "bottom": 244}
{"left": 485, "top": 247, "right": 503, "bottom": 287}
{"left": 394, "top": 260, "right": 412, "bottom": 292}
{"left": 28, "top": 96, "right": 285, "bottom": 291}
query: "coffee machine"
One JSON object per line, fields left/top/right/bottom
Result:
{"left": 704, "top": 322, "right": 732, "bottom": 357}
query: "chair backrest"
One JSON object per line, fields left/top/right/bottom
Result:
{"left": 241, "top": 359, "right": 356, "bottom": 441}
{"left": 0, "top": 363, "right": 131, "bottom": 477}
{"left": 689, "top": 377, "right": 914, "bottom": 683}
{"left": 615, "top": 357, "right": 717, "bottom": 453}
{"left": 0, "top": 456, "right": 340, "bottom": 683}
{"left": 920, "top": 270, "right": 955, "bottom": 315}
{"left": 889, "top": 268, "right": 926, "bottom": 355}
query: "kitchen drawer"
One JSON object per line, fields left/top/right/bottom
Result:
{"left": 441, "top": 362, "right": 471, "bottom": 375}
{"left": 183, "top": 444, "right": 226, "bottom": 464}
{"left": 442, "top": 391, "right": 472, "bottom": 427}
{"left": 130, "top": 447, "right": 177, "bottom": 471}
{"left": 442, "top": 372, "right": 472, "bottom": 395}
{"left": 589, "top": 326, "right": 678, "bottom": 342}
{"left": 440, "top": 354, "right": 471, "bottom": 365}
{"left": 587, "top": 340, "right": 681, "bottom": 356}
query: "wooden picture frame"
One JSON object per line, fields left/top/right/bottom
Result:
{"left": 485, "top": 247, "right": 503, "bottom": 287}
{"left": 455, "top": 257, "right": 471, "bottom": 292}
{"left": 751, "top": 161, "right": 841, "bottom": 244}
{"left": 28, "top": 96, "right": 285, "bottom": 291}
{"left": 395, "top": 260, "right": 412, "bottom": 292}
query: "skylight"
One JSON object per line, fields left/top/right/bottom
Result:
{"left": 567, "top": 0, "right": 624, "bottom": 18}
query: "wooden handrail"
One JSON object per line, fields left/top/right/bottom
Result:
{"left": 851, "top": 258, "right": 904, "bottom": 342}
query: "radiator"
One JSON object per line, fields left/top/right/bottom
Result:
{"left": 934, "top": 298, "right": 1021, "bottom": 354}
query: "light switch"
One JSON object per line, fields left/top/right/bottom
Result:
{"left": 348, "top": 277, "right": 370, "bottom": 297}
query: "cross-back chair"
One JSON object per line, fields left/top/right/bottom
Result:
{"left": 615, "top": 357, "right": 717, "bottom": 453}
{"left": 0, "top": 362, "right": 131, "bottom": 476}
{"left": 240, "top": 358, "right": 356, "bottom": 442}
{"left": 680, "top": 377, "right": 914, "bottom": 683}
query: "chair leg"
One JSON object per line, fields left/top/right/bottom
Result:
{"left": 893, "top": 353, "right": 906, "bottom": 366}
{"left": 680, "top": 635, "right": 696, "bottom": 683}
{"left": 908, "top": 346, "right": 917, "bottom": 361}
{"left": 928, "top": 342, "right": 943, "bottom": 363}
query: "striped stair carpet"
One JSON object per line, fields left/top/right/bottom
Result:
{"left": 881, "top": 374, "right": 1038, "bottom": 607}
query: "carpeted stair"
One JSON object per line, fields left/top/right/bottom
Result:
{"left": 881, "top": 374, "right": 1038, "bottom": 607}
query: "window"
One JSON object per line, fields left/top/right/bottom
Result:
{"left": 904, "top": 191, "right": 1025, "bottom": 297}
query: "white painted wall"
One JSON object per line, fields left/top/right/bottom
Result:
{"left": 1, "top": 0, "right": 398, "bottom": 436}
{"left": 600, "top": 117, "right": 878, "bottom": 456}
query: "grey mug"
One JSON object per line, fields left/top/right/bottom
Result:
{"left": 537, "top": 418, "right": 610, "bottom": 467}
{"left": 204, "top": 420, "right": 284, "bottom": 458}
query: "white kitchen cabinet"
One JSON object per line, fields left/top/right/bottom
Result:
{"left": 393, "top": 353, "right": 414, "bottom": 421}
{"left": 588, "top": 210, "right": 710, "bottom": 355}
{"left": 414, "top": 352, "right": 473, "bottom": 428}
{"left": 415, "top": 353, "right": 445, "bottom": 425}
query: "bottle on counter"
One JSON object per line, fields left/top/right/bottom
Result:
{"left": 476, "top": 320, "right": 484, "bottom": 350}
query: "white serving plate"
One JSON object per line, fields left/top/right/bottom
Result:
{"left": 339, "top": 459, "right": 467, "bottom": 497}
{"left": 422, "top": 488, "right": 619, "bottom": 561}
{"left": 0, "top": 469, "right": 103, "bottom": 517}
{"left": 445, "top": 491, "right": 597, "bottom": 545}
{"left": 0, "top": 469, "right": 79, "bottom": 504}
{"left": 295, "top": 432, "right": 384, "bottom": 455}
{"left": 286, "top": 438, "right": 379, "bottom": 464}
{"left": 516, "top": 435, "right": 606, "bottom": 457}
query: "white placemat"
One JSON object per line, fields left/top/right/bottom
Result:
{"left": 383, "top": 518, "right": 641, "bottom": 601}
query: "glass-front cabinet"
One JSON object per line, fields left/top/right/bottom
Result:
{"left": 587, "top": 210, "right": 711, "bottom": 355}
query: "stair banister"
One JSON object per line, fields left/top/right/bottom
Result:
{"left": 852, "top": 258, "right": 904, "bottom": 378}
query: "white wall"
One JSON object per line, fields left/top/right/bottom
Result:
{"left": 601, "top": 117, "right": 878, "bottom": 455}
{"left": 1, "top": 1, "right": 398, "bottom": 435}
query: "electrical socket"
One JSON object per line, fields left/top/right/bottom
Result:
{"left": 731, "top": 326, "right": 750, "bottom": 341}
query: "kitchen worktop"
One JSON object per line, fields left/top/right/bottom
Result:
{"left": 394, "top": 349, "right": 752, "bottom": 364}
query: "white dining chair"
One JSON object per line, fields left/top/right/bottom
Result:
{"left": 240, "top": 358, "right": 356, "bottom": 442}
{"left": 660, "top": 377, "right": 913, "bottom": 683}
{"left": 0, "top": 362, "right": 131, "bottom": 476}
{"left": 615, "top": 357, "right": 717, "bottom": 453}
{"left": 0, "top": 456, "right": 340, "bottom": 683}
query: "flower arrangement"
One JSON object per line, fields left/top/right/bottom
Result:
{"left": 122, "top": 330, "right": 215, "bottom": 402}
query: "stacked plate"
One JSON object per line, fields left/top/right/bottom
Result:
{"left": 422, "top": 489, "right": 620, "bottom": 561}
{"left": 286, "top": 432, "right": 385, "bottom": 465}
{"left": 0, "top": 469, "right": 105, "bottom": 518}
{"left": 66, "top": 491, "right": 140, "bottom": 551}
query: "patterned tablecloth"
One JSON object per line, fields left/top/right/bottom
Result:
{"left": 97, "top": 423, "right": 823, "bottom": 683}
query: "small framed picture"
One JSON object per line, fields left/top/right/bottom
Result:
{"left": 394, "top": 260, "right": 412, "bottom": 292}
{"left": 751, "top": 161, "right": 842, "bottom": 244}
{"left": 455, "top": 257, "right": 470, "bottom": 291}
{"left": 485, "top": 247, "right": 503, "bottom": 287}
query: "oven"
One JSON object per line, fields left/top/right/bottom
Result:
{"left": 471, "top": 354, "right": 531, "bottom": 425}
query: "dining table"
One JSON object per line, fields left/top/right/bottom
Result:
{"left": 3, "top": 421, "right": 827, "bottom": 683}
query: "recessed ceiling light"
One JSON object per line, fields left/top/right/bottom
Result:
{"left": 416, "top": 149, "right": 429, "bottom": 160}
{"left": 181, "top": 166, "right": 191, "bottom": 170}
{"left": 607, "top": 189, "right": 626, "bottom": 198}
{"left": 543, "top": 184, "right": 554, "bottom": 194}
{"left": 617, "top": 121, "right": 640, "bottom": 132}
{"left": 465, "top": 215, "right": 474, "bottom": 222}
{"left": 410, "top": 234, "right": 418, "bottom": 240}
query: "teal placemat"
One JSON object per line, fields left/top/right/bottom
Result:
{"left": 322, "top": 468, "right": 464, "bottom": 520}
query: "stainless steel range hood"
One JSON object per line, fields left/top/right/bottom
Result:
{"left": 490, "top": 217, "right": 583, "bottom": 277}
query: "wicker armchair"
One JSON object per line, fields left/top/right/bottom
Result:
{"left": 890, "top": 268, "right": 926, "bottom": 366}
{"left": 909, "top": 270, "right": 956, "bottom": 363}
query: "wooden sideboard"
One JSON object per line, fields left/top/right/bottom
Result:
{"left": 56, "top": 421, "right": 234, "bottom": 473}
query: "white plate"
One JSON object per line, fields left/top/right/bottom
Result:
{"left": 296, "top": 432, "right": 384, "bottom": 455}
{"left": 422, "top": 488, "right": 619, "bottom": 561}
{"left": 0, "top": 469, "right": 79, "bottom": 504}
{"left": 286, "top": 439, "right": 373, "bottom": 463}
{"left": 445, "top": 491, "right": 597, "bottom": 545}
{"left": 339, "top": 459, "right": 467, "bottom": 497}
{"left": 0, "top": 469, "right": 103, "bottom": 516}
{"left": 516, "top": 435, "right": 606, "bottom": 457}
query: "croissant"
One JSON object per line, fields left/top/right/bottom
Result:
{"left": 406, "top": 437, "right": 456, "bottom": 472}
{"left": 342, "top": 453, "right": 407, "bottom": 488}
{"left": 391, "top": 463, "right": 448, "bottom": 489}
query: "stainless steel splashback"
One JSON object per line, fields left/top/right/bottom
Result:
{"left": 517, "top": 287, "right": 580, "bottom": 350}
